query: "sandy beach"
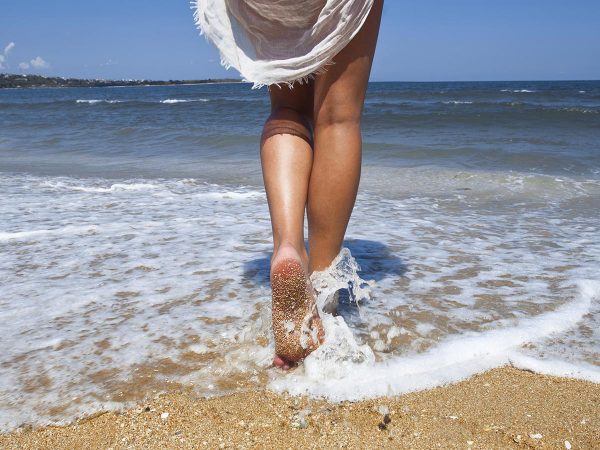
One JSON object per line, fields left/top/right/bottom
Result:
{"left": 1, "top": 366, "right": 598, "bottom": 449}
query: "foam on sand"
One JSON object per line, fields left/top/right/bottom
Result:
{"left": 271, "top": 277, "right": 600, "bottom": 400}
{"left": 1, "top": 171, "right": 599, "bottom": 431}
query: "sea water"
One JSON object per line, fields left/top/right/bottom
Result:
{"left": 1, "top": 81, "right": 599, "bottom": 430}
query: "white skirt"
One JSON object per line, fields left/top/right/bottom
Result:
{"left": 193, "top": 0, "right": 374, "bottom": 88}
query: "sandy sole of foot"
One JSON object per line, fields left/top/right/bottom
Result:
{"left": 271, "top": 257, "right": 321, "bottom": 364}
{"left": 1, "top": 367, "right": 599, "bottom": 449}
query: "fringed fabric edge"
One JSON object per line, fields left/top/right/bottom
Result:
{"left": 190, "top": 0, "right": 236, "bottom": 72}
{"left": 192, "top": 0, "right": 341, "bottom": 89}
{"left": 252, "top": 59, "right": 337, "bottom": 91}
{"left": 191, "top": 0, "right": 372, "bottom": 90}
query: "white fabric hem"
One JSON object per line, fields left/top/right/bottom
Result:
{"left": 192, "top": 0, "right": 374, "bottom": 89}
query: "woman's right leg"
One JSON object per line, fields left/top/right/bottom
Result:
{"left": 308, "top": 0, "right": 384, "bottom": 273}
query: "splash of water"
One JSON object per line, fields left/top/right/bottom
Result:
{"left": 300, "top": 248, "right": 377, "bottom": 378}
{"left": 271, "top": 247, "right": 600, "bottom": 400}
{"left": 309, "top": 247, "right": 375, "bottom": 312}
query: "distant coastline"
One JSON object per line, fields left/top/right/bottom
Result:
{"left": 0, "top": 73, "right": 242, "bottom": 89}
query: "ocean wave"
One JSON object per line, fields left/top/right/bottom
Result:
{"left": 500, "top": 89, "right": 536, "bottom": 93}
{"left": 560, "top": 106, "right": 599, "bottom": 114}
{"left": 73, "top": 98, "right": 210, "bottom": 105}
{"left": 160, "top": 98, "right": 209, "bottom": 104}
{"left": 0, "top": 225, "right": 99, "bottom": 241}
{"left": 75, "top": 99, "right": 122, "bottom": 104}
{"left": 442, "top": 100, "right": 473, "bottom": 105}
{"left": 41, "top": 180, "right": 160, "bottom": 193}
{"left": 195, "top": 191, "right": 264, "bottom": 200}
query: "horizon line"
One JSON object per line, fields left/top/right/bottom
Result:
{"left": 2, "top": 72, "right": 599, "bottom": 84}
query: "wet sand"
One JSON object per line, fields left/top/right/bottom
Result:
{"left": 1, "top": 366, "right": 598, "bottom": 449}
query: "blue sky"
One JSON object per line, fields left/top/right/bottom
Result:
{"left": 1, "top": 0, "right": 599, "bottom": 81}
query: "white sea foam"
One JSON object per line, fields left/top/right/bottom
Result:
{"left": 195, "top": 191, "right": 264, "bottom": 200}
{"left": 41, "top": 180, "right": 160, "bottom": 193}
{"left": 160, "top": 98, "right": 209, "bottom": 104}
{"left": 500, "top": 89, "right": 535, "bottom": 93}
{"left": 0, "top": 225, "right": 98, "bottom": 241}
{"left": 75, "top": 98, "right": 210, "bottom": 105}
{"left": 1, "top": 171, "right": 599, "bottom": 431}
{"left": 271, "top": 280, "right": 600, "bottom": 400}
{"left": 443, "top": 100, "right": 473, "bottom": 104}
{"left": 507, "top": 353, "right": 600, "bottom": 383}
{"left": 76, "top": 99, "right": 122, "bottom": 104}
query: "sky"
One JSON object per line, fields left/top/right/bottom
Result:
{"left": 1, "top": 0, "right": 599, "bottom": 81}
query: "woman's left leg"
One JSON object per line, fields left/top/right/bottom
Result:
{"left": 261, "top": 81, "right": 323, "bottom": 369}
{"left": 261, "top": 82, "right": 313, "bottom": 268}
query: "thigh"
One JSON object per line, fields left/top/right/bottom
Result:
{"left": 314, "top": 0, "right": 383, "bottom": 123}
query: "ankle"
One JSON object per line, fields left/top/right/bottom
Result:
{"left": 308, "top": 249, "right": 340, "bottom": 274}
{"left": 272, "top": 241, "right": 308, "bottom": 268}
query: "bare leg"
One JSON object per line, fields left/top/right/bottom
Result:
{"left": 308, "top": 0, "right": 384, "bottom": 273}
{"left": 262, "top": 1, "right": 383, "bottom": 366}
{"left": 260, "top": 81, "right": 323, "bottom": 368}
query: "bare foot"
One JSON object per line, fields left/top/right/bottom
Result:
{"left": 271, "top": 245, "right": 324, "bottom": 369}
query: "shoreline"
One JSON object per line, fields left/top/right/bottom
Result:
{"left": 2, "top": 366, "right": 598, "bottom": 449}
{"left": 0, "top": 81, "right": 246, "bottom": 90}
{"left": 0, "top": 73, "right": 244, "bottom": 90}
